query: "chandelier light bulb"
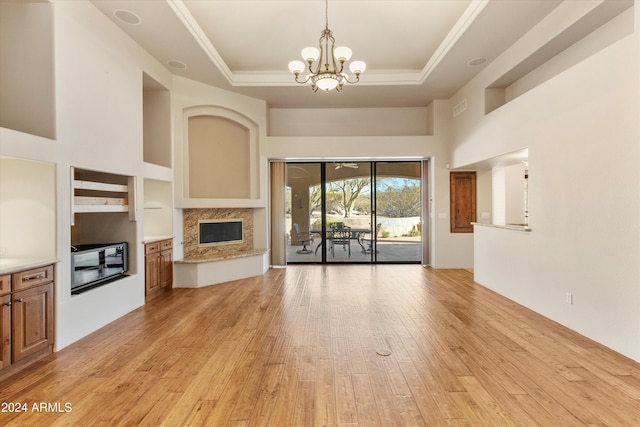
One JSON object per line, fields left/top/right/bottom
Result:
{"left": 334, "top": 46, "right": 352, "bottom": 62}
{"left": 301, "top": 47, "right": 320, "bottom": 63}
{"left": 349, "top": 60, "right": 366, "bottom": 75}
{"left": 288, "top": 60, "right": 305, "bottom": 75}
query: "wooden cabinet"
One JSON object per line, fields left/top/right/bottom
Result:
{"left": 12, "top": 283, "right": 54, "bottom": 362}
{"left": 159, "top": 239, "right": 173, "bottom": 290}
{"left": 145, "top": 242, "right": 161, "bottom": 296}
{"left": 145, "top": 239, "right": 172, "bottom": 301}
{"left": 1, "top": 293, "right": 11, "bottom": 370}
{"left": 0, "top": 264, "right": 55, "bottom": 379}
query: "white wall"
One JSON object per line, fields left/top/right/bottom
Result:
{"left": 453, "top": 5, "right": 640, "bottom": 360}
{"left": 504, "top": 163, "right": 526, "bottom": 225}
{"left": 269, "top": 107, "right": 432, "bottom": 137}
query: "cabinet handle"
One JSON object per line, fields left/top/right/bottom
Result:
{"left": 15, "top": 298, "right": 24, "bottom": 303}
{"left": 3, "top": 301, "right": 10, "bottom": 307}
{"left": 24, "top": 272, "right": 45, "bottom": 282}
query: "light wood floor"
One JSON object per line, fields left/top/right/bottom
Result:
{"left": 2, "top": 266, "right": 640, "bottom": 426}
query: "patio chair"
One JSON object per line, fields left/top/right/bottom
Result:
{"left": 358, "top": 223, "right": 382, "bottom": 254}
{"left": 329, "top": 223, "right": 351, "bottom": 257}
{"left": 292, "top": 223, "right": 314, "bottom": 254}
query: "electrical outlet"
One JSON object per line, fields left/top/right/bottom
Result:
{"left": 565, "top": 292, "right": 573, "bottom": 304}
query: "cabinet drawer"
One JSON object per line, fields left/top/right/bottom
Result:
{"left": 160, "top": 239, "right": 173, "bottom": 250}
{"left": 0, "top": 275, "right": 10, "bottom": 296}
{"left": 12, "top": 265, "right": 54, "bottom": 292}
{"left": 145, "top": 242, "right": 160, "bottom": 255}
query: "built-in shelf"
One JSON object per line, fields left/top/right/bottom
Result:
{"left": 71, "top": 167, "right": 136, "bottom": 224}
{"left": 143, "top": 178, "right": 173, "bottom": 238}
{"left": 73, "top": 180, "right": 129, "bottom": 213}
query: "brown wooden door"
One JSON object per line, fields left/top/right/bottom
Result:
{"left": 0, "top": 294, "right": 11, "bottom": 369}
{"left": 12, "top": 283, "right": 54, "bottom": 363}
{"left": 450, "top": 171, "right": 476, "bottom": 233}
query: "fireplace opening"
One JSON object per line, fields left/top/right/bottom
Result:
{"left": 199, "top": 219, "right": 243, "bottom": 246}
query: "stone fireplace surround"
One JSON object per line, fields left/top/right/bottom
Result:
{"left": 174, "top": 208, "right": 269, "bottom": 288}
{"left": 183, "top": 208, "right": 254, "bottom": 258}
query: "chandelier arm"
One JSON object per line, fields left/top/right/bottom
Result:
{"left": 339, "top": 73, "right": 361, "bottom": 84}
{"left": 293, "top": 73, "right": 313, "bottom": 85}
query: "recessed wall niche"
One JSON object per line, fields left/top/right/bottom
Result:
{"left": 186, "top": 111, "right": 257, "bottom": 200}
{"left": 0, "top": 1, "right": 55, "bottom": 139}
{"left": 143, "top": 178, "right": 173, "bottom": 238}
{"left": 143, "top": 73, "right": 171, "bottom": 168}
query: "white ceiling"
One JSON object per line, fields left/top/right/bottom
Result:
{"left": 89, "top": 0, "right": 568, "bottom": 108}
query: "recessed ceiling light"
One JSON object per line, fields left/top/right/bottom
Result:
{"left": 467, "top": 57, "right": 487, "bottom": 67}
{"left": 167, "top": 60, "right": 187, "bottom": 70}
{"left": 114, "top": 9, "right": 141, "bottom": 25}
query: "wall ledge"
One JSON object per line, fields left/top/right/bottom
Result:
{"left": 472, "top": 223, "right": 531, "bottom": 232}
{"left": 175, "top": 248, "right": 268, "bottom": 264}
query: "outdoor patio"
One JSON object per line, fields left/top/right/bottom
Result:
{"left": 287, "top": 235, "right": 422, "bottom": 263}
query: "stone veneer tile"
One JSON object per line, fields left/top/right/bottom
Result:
{"left": 183, "top": 208, "right": 254, "bottom": 258}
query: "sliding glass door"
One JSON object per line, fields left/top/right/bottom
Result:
{"left": 286, "top": 161, "right": 422, "bottom": 264}
{"left": 374, "top": 162, "right": 422, "bottom": 262}
{"left": 324, "top": 162, "right": 372, "bottom": 263}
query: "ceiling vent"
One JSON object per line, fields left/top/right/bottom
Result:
{"left": 453, "top": 99, "right": 467, "bottom": 117}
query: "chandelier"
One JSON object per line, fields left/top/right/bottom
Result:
{"left": 288, "top": 0, "right": 366, "bottom": 93}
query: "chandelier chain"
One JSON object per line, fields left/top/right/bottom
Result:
{"left": 325, "top": 0, "right": 329, "bottom": 29}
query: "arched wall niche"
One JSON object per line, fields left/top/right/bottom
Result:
{"left": 182, "top": 105, "right": 260, "bottom": 201}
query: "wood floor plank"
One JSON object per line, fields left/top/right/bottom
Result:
{"left": 2, "top": 265, "right": 640, "bottom": 426}
{"left": 312, "top": 357, "right": 337, "bottom": 427}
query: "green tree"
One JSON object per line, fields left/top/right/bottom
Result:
{"left": 376, "top": 179, "right": 421, "bottom": 217}
{"left": 309, "top": 184, "right": 322, "bottom": 214}
{"left": 327, "top": 178, "right": 370, "bottom": 218}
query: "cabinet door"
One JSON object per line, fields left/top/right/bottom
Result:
{"left": 145, "top": 254, "right": 160, "bottom": 293}
{"left": 159, "top": 248, "right": 173, "bottom": 289}
{"left": 12, "top": 283, "right": 54, "bottom": 363}
{"left": 0, "top": 294, "right": 11, "bottom": 369}
{"left": 0, "top": 275, "right": 10, "bottom": 296}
